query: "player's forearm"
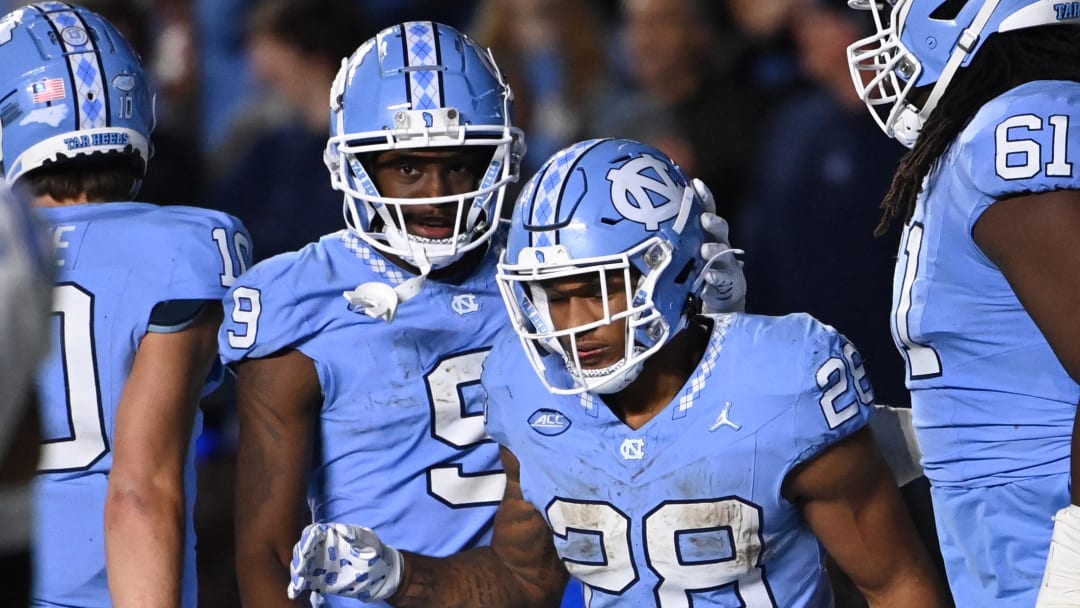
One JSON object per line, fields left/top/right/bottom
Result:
{"left": 860, "top": 559, "right": 949, "bottom": 608}
{"left": 237, "top": 549, "right": 306, "bottom": 608}
{"left": 865, "top": 581, "right": 950, "bottom": 608}
{"left": 105, "top": 484, "right": 185, "bottom": 608}
{"left": 390, "top": 547, "right": 559, "bottom": 608}
{"left": 234, "top": 487, "right": 307, "bottom": 608}
{"left": 234, "top": 458, "right": 309, "bottom": 608}
{"left": 234, "top": 452, "right": 310, "bottom": 607}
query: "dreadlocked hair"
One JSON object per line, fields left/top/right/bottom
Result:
{"left": 876, "top": 24, "right": 1080, "bottom": 236}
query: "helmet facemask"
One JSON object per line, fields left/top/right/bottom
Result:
{"left": 498, "top": 238, "right": 686, "bottom": 395}
{"left": 847, "top": 0, "right": 1080, "bottom": 148}
{"left": 330, "top": 112, "right": 521, "bottom": 270}
{"left": 847, "top": 0, "right": 929, "bottom": 148}
{"left": 326, "top": 22, "right": 524, "bottom": 272}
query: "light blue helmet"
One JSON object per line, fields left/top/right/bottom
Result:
{"left": 326, "top": 21, "right": 525, "bottom": 269}
{"left": 497, "top": 138, "right": 707, "bottom": 395}
{"left": 0, "top": 2, "right": 154, "bottom": 185}
{"left": 847, "top": 0, "right": 1080, "bottom": 147}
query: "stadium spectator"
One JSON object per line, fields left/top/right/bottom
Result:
{"left": 205, "top": 0, "right": 373, "bottom": 262}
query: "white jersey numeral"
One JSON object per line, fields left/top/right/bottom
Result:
{"left": 894, "top": 223, "right": 942, "bottom": 380}
{"left": 816, "top": 340, "right": 874, "bottom": 429}
{"left": 38, "top": 284, "right": 109, "bottom": 473}
{"left": 548, "top": 498, "right": 775, "bottom": 607}
{"left": 212, "top": 227, "right": 251, "bottom": 287}
{"left": 425, "top": 350, "right": 504, "bottom": 506}
{"left": 227, "top": 286, "right": 261, "bottom": 349}
{"left": 995, "top": 114, "right": 1072, "bottom": 180}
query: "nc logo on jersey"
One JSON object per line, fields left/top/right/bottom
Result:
{"left": 451, "top": 293, "right": 480, "bottom": 315}
{"left": 528, "top": 409, "right": 572, "bottom": 436}
{"left": 606, "top": 154, "right": 685, "bottom": 231}
{"left": 620, "top": 437, "right": 646, "bottom": 461}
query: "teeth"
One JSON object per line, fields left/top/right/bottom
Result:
{"left": 411, "top": 235, "right": 452, "bottom": 244}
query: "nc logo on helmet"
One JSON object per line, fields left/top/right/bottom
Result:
{"left": 606, "top": 153, "right": 685, "bottom": 231}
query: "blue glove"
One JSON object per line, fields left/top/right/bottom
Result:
{"left": 693, "top": 178, "right": 746, "bottom": 314}
{"left": 287, "top": 523, "right": 404, "bottom": 603}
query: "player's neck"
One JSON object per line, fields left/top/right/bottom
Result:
{"left": 603, "top": 319, "right": 711, "bottom": 431}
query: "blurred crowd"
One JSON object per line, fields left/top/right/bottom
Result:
{"left": 3, "top": 0, "right": 915, "bottom": 604}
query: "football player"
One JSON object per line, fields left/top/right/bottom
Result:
{"left": 0, "top": 184, "right": 52, "bottom": 607}
{"left": 846, "top": 1, "right": 1080, "bottom": 606}
{"left": 0, "top": 3, "right": 252, "bottom": 606}
{"left": 219, "top": 21, "right": 527, "bottom": 608}
{"left": 287, "top": 138, "right": 949, "bottom": 607}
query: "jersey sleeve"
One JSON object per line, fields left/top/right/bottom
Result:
{"left": 134, "top": 208, "right": 251, "bottom": 393}
{"left": 217, "top": 251, "right": 319, "bottom": 366}
{"left": 480, "top": 326, "right": 522, "bottom": 447}
{"left": 779, "top": 315, "right": 875, "bottom": 475}
{"left": 162, "top": 207, "right": 253, "bottom": 302}
{"left": 958, "top": 81, "right": 1080, "bottom": 232}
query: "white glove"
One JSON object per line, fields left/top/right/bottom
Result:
{"left": 1036, "top": 504, "right": 1080, "bottom": 607}
{"left": 693, "top": 178, "right": 746, "bottom": 314}
{"left": 287, "top": 523, "right": 404, "bottom": 603}
{"left": 868, "top": 404, "right": 924, "bottom": 487}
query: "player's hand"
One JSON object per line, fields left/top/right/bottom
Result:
{"left": 287, "top": 522, "right": 404, "bottom": 603}
{"left": 694, "top": 178, "right": 746, "bottom": 314}
{"left": 1036, "top": 504, "right": 1080, "bottom": 607}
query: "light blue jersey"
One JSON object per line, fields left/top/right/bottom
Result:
{"left": 485, "top": 313, "right": 874, "bottom": 608}
{"left": 893, "top": 80, "right": 1080, "bottom": 605}
{"left": 218, "top": 231, "right": 506, "bottom": 608}
{"left": 33, "top": 202, "right": 250, "bottom": 608}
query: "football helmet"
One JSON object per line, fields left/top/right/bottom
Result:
{"left": 497, "top": 138, "right": 707, "bottom": 395}
{"left": 847, "top": 0, "right": 1079, "bottom": 148}
{"left": 0, "top": 2, "right": 154, "bottom": 185}
{"left": 327, "top": 21, "right": 524, "bottom": 270}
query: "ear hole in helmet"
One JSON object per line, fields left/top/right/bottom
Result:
{"left": 930, "top": 0, "right": 969, "bottom": 20}
{"left": 673, "top": 258, "right": 697, "bottom": 285}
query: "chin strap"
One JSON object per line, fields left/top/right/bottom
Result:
{"left": 343, "top": 249, "right": 432, "bottom": 323}
{"left": 894, "top": 0, "right": 1003, "bottom": 148}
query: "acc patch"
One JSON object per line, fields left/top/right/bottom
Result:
{"left": 528, "top": 408, "right": 571, "bottom": 436}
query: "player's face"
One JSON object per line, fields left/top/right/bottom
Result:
{"left": 623, "top": 0, "right": 706, "bottom": 92}
{"left": 370, "top": 148, "right": 490, "bottom": 240}
{"left": 542, "top": 272, "right": 630, "bottom": 370}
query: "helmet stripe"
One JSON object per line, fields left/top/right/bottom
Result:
{"left": 42, "top": 6, "right": 108, "bottom": 130}
{"left": 528, "top": 139, "right": 607, "bottom": 249}
{"left": 403, "top": 21, "right": 443, "bottom": 110}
